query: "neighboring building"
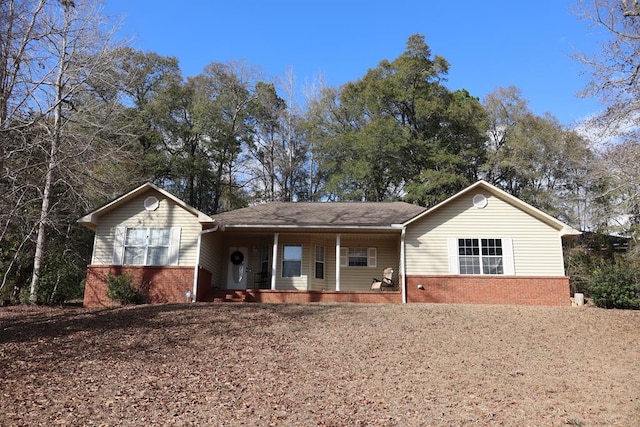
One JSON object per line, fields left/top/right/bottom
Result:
{"left": 79, "top": 180, "right": 580, "bottom": 307}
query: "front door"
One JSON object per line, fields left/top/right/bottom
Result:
{"left": 227, "top": 247, "right": 248, "bottom": 289}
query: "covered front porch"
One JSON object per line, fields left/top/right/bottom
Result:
{"left": 194, "top": 228, "right": 407, "bottom": 303}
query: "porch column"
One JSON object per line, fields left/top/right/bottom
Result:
{"left": 335, "top": 234, "right": 341, "bottom": 291}
{"left": 271, "top": 233, "right": 279, "bottom": 290}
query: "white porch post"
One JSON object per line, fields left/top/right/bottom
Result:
{"left": 400, "top": 227, "right": 407, "bottom": 304}
{"left": 192, "top": 232, "right": 203, "bottom": 302}
{"left": 271, "top": 233, "right": 279, "bottom": 290}
{"left": 335, "top": 234, "right": 341, "bottom": 291}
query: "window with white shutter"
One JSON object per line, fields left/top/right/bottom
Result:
{"left": 113, "top": 227, "right": 180, "bottom": 266}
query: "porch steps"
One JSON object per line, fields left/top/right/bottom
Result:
{"left": 210, "top": 290, "right": 247, "bottom": 303}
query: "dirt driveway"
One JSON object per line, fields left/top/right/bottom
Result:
{"left": 1, "top": 303, "right": 639, "bottom": 426}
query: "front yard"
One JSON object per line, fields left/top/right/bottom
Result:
{"left": 1, "top": 303, "right": 639, "bottom": 426}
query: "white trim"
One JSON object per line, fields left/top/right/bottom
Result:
{"left": 502, "top": 238, "right": 515, "bottom": 275}
{"left": 271, "top": 233, "right": 279, "bottom": 290}
{"left": 113, "top": 227, "right": 125, "bottom": 265}
{"left": 192, "top": 232, "right": 203, "bottom": 302}
{"left": 314, "top": 245, "right": 325, "bottom": 280}
{"left": 367, "top": 248, "right": 377, "bottom": 268}
{"left": 449, "top": 237, "right": 514, "bottom": 275}
{"left": 335, "top": 234, "right": 341, "bottom": 291}
{"left": 78, "top": 182, "right": 215, "bottom": 229}
{"left": 144, "top": 196, "right": 159, "bottom": 211}
{"left": 342, "top": 247, "right": 377, "bottom": 267}
{"left": 402, "top": 180, "right": 581, "bottom": 236}
{"left": 447, "top": 237, "right": 459, "bottom": 274}
{"left": 167, "top": 227, "right": 181, "bottom": 265}
{"left": 400, "top": 227, "right": 407, "bottom": 304}
{"left": 220, "top": 224, "right": 401, "bottom": 231}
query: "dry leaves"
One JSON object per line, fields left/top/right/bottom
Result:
{"left": 1, "top": 303, "right": 639, "bottom": 426}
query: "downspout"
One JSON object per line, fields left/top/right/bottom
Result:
{"left": 192, "top": 222, "right": 219, "bottom": 302}
{"left": 335, "top": 234, "right": 341, "bottom": 291}
{"left": 192, "top": 232, "right": 203, "bottom": 302}
{"left": 271, "top": 233, "right": 279, "bottom": 290}
{"left": 400, "top": 227, "right": 407, "bottom": 304}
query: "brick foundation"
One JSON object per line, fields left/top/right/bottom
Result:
{"left": 84, "top": 265, "right": 200, "bottom": 307}
{"left": 202, "top": 290, "right": 402, "bottom": 304}
{"left": 84, "top": 267, "right": 570, "bottom": 307}
{"left": 406, "top": 275, "right": 570, "bottom": 306}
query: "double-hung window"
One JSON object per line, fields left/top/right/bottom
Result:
{"left": 114, "top": 227, "right": 180, "bottom": 266}
{"left": 282, "top": 244, "right": 302, "bottom": 277}
{"left": 315, "top": 245, "right": 325, "bottom": 279}
{"left": 340, "top": 247, "right": 377, "bottom": 268}
{"left": 449, "top": 237, "right": 514, "bottom": 275}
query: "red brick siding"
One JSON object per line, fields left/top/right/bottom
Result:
{"left": 83, "top": 265, "right": 197, "bottom": 307}
{"left": 196, "top": 267, "right": 212, "bottom": 302}
{"left": 243, "top": 290, "right": 401, "bottom": 304}
{"left": 406, "top": 275, "right": 570, "bottom": 306}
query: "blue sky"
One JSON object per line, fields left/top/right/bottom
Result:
{"left": 103, "top": 0, "right": 606, "bottom": 127}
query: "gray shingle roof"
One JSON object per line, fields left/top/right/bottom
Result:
{"left": 212, "top": 201, "right": 426, "bottom": 228}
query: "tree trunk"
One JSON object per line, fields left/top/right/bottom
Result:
{"left": 29, "top": 3, "right": 69, "bottom": 304}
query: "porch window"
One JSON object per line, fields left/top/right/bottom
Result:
{"left": 448, "top": 237, "right": 514, "bottom": 275}
{"left": 315, "top": 245, "right": 325, "bottom": 279}
{"left": 114, "top": 227, "right": 181, "bottom": 266}
{"left": 282, "top": 244, "right": 302, "bottom": 277}
{"left": 340, "top": 247, "right": 377, "bottom": 268}
{"left": 261, "top": 245, "right": 270, "bottom": 273}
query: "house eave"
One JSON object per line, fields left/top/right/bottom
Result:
{"left": 77, "top": 182, "right": 215, "bottom": 229}
{"left": 220, "top": 224, "right": 402, "bottom": 232}
{"left": 402, "top": 180, "right": 581, "bottom": 235}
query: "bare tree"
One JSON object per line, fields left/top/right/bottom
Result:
{"left": 29, "top": 0, "right": 131, "bottom": 303}
{"left": 0, "top": 0, "right": 131, "bottom": 303}
{"left": 575, "top": 0, "right": 640, "bottom": 140}
{"left": 575, "top": 1, "right": 640, "bottom": 243}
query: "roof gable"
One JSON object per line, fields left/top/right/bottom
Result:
{"left": 403, "top": 180, "right": 581, "bottom": 236}
{"left": 77, "top": 182, "right": 215, "bottom": 230}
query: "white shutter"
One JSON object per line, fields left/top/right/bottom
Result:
{"left": 167, "top": 227, "right": 181, "bottom": 265}
{"left": 368, "top": 247, "right": 377, "bottom": 268}
{"left": 502, "top": 238, "right": 514, "bottom": 275}
{"left": 447, "top": 237, "right": 459, "bottom": 274}
{"left": 113, "top": 227, "right": 125, "bottom": 265}
{"left": 340, "top": 247, "right": 347, "bottom": 267}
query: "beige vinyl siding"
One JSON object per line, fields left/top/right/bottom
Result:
{"left": 200, "top": 231, "right": 222, "bottom": 287}
{"left": 405, "top": 191, "right": 566, "bottom": 276}
{"left": 91, "top": 189, "right": 202, "bottom": 267}
{"left": 338, "top": 235, "right": 399, "bottom": 291}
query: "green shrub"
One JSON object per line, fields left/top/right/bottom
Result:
{"left": 588, "top": 263, "right": 640, "bottom": 309}
{"left": 105, "top": 272, "right": 140, "bottom": 305}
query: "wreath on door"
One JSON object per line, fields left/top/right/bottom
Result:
{"left": 230, "top": 250, "right": 244, "bottom": 265}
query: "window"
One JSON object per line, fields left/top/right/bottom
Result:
{"left": 282, "top": 244, "right": 302, "bottom": 277}
{"left": 481, "top": 238, "right": 504, "bottom": 275}
{"left": 452, "top": 238, "right": 512, "bottom": 275}
{"left": 458, "top": 238, "right": 481, "bottom": 274}
{"left": 340, "top": 247, "right": 377, "bottom": 268}
{"left": 348, "top": 248, "right": 368, "bottom": 266}
{"left": 261, "top": 245, "right": 270, "bottom": 273}
{"left": 315, "top": 245, "right": 325, "bottom": 279}
{"left": 114, "top": 227, "right": 180, "bottom": 266}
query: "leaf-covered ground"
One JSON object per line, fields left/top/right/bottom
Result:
{"left": 1, "top": 303, "right": 639, "bottom": 426}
